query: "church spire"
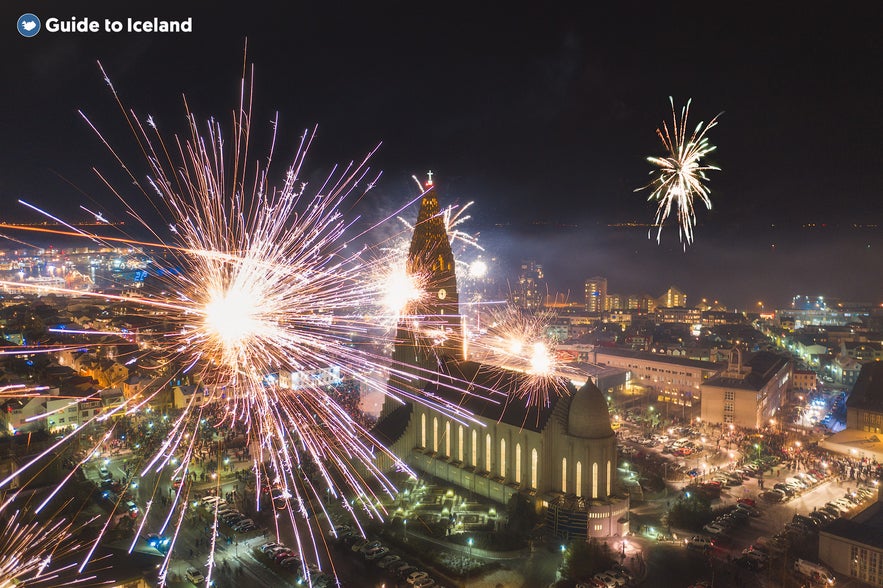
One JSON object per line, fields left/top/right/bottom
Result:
{"left": 407, "top": 174, "right": 461, "bottom": 358}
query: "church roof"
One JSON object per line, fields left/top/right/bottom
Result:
{"left": 371, "top": 403, "right": 413, "bottom": 446}
{"left": 421, "top": 359, "right": 574, "bottom": 432}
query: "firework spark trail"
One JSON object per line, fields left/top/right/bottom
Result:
{"left": 0, "top": 509, "right": 91, "bottom": 588}
{"left": 0, "top": 58, "right": 501, "bottom": 586}
{"left": 637, "top": 97, "right": 722, "bottom": 246}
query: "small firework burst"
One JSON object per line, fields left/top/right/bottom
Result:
{"left": 638, "top": 97, "right": 722, "bottom": 246}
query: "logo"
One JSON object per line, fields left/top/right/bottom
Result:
{"left": 17, "top": 13, "right": 40, "bottom": 37}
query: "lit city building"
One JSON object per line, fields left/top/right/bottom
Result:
{"left": 584, "top": 276, "right": 607, "bottom": 313}
{"left": 512, "top": 260, "right": 545, "bottom": 310}
{"left": 700, "top": 350, "right": 792, "bottom": 428}
{"left": 591, "top": 346, "right": 722, "bottom": 411}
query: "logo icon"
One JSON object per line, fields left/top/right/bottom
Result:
{"left": 17, "top": 13, "right": 41, "bottom": 37}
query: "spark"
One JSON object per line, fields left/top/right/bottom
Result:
{"left": 637, "top": 97, "right": 722, "bottom": 246}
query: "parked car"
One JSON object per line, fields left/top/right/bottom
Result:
{"left": 259, "top": 541, "right": 285, "bottom": 553}
{"left": 279, "top": 556, "right": 302, "bottom": 569}
{"left": 377, "top": 554, "right": 401, "bottom": 569}
{"left": 185, "top": 567, "right": 205, "bottom": 585}
{"left": 736, "top": 503, "right": 760, "bottom": 516}
{"left": 364, "top": 546, "right": 389, "bottom": 560}
{"left": 359, "top": 540, "right": 382, "bottom": 553}
{"left": 407, "top": 571, "right": 430, "bottom": 584}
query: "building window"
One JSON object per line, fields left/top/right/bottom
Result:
{"left": 433, "top": 417, "right": 438, "bottom": 452}
{"left": 445, "top": 421, "right": 451, "bottom": 457}
{"left": 500, "top": 438, "right": 506, "bottom": 478}
{"left": 486, "top": 434, "right": 492, "bottom": 472}
{"left": 592, "top": 462, "right": 598, "bottom": 498}
{"left": 421, "top": 413, "right": 426, "bottom": 448}
{"left": 724, "top": 402, "right": 734, "bottom": 413}
{"left": 576, "top": 461, "right": 582, "bottom": 497}
{"left": 724, "top": 390, "right": 735, "bottom": 401}
{"left": 561, "top": 457, "right": 567, "bottom": 493}
{"left": 724, "top": 414, "right": 734, "bottom": 423}
{"left": 606, "top": 460, "right": 611, "bottom": 496}
{"left": 531, "top": 448, "right": 538, "bottom": 489}
{"left": 594, "top": 524, "right": 603, "bottom": 531}
{"left": 458, "top": 425, "right": 464, "bottom": 463}
{"left": 515, "top": 443, "right": 522, "bottom": 484}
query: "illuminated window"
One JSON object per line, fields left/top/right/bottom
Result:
{"left": 606, "top": 460, "right": 611, "bottom": 496}
{"left": 592, "top": 462, "right": 598, "bottom": 498}
{"left": 458, "top": 425, "right": 464, "bottom": 463}
{"left": 576, "top": 461, "right": 582, "bottom": 497}
{"left": 515, "top": 443, "right": 522, "bottom": 484}
{"left": 433, "top": 417, "right": 438, "bottom": 452}
{"left": 486, "top": 434, "right": 492, "bottom": 471}
{"left": 421, "top": 413, "right": 426, "bottom": 448}
{"left": 472, "top": 429, "right": 477, "bottom": 466}
{"left": 531, "top": 448, "right": 538, "bottom": 489}
{"left": 445, "top": 421, "right": 451, "bottom": 457}
{"left": 561, "top": 457, "right": 567, "bottom": 493}
{"left": 500, "top": 438, "right": 506, "bottom": 478}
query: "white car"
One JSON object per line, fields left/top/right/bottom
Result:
{"left": 407, "top": 571, "right": 429, "bottom": 584}
{"left": 185, "top": 567, "right": 205, "bottom": 585}
{"left": 703, "top": 522, "right": 726, "bottom": 534}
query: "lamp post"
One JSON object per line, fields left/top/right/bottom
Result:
{"left": 403, "top": 518, "right": 408, "bottom": 542}
{"left": 467, "top": 537, "right": 473, "bottom": 557}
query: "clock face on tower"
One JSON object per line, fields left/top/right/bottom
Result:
{"left": 437, "top": 288, "right": 447, "bottom": 300}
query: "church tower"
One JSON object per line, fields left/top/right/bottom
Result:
{"left": 407, "top": 172, "right": 461, "bottom": 353}
{"left": 382, "top": 173, "right": 462, "bottom": 417}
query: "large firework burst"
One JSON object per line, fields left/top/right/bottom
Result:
{"left": 0, "top": 61, "right": 480, "bottom": 587}
{"left": 638, "top": 97, "right": 722, "bottom": 246}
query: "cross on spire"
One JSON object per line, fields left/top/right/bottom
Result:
{"left": 426, "top": 170, "right": 434, "bottom": 187}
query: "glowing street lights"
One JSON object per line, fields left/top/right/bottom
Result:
{"left": 467, "top": 537, "right": 473, "bottom": 557}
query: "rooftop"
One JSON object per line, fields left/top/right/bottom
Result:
{"left": 593, "top": 346, "right": 723, "bottom": 371}
{"left": 702, "top": 351, "right": 790, "bottom": 391}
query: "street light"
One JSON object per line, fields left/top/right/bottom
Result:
{"left": 467, "top": 537, "right": 473, "bottom": 557}
{"left": 403, "top": 519, "right": 408, "bottom": 542}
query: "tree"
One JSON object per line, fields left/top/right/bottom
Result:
{"left": 666, "top": 490, "right": 713, "bottom": 530}
{"left": 560, "top": 538, "right": 616, "bottom": 581}
{"left": 506, "top": 493, "right": 538, "bottom": 539}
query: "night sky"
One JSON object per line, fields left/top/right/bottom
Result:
{"left": 2, "top": 1, "right": 881, "bottom": 309}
